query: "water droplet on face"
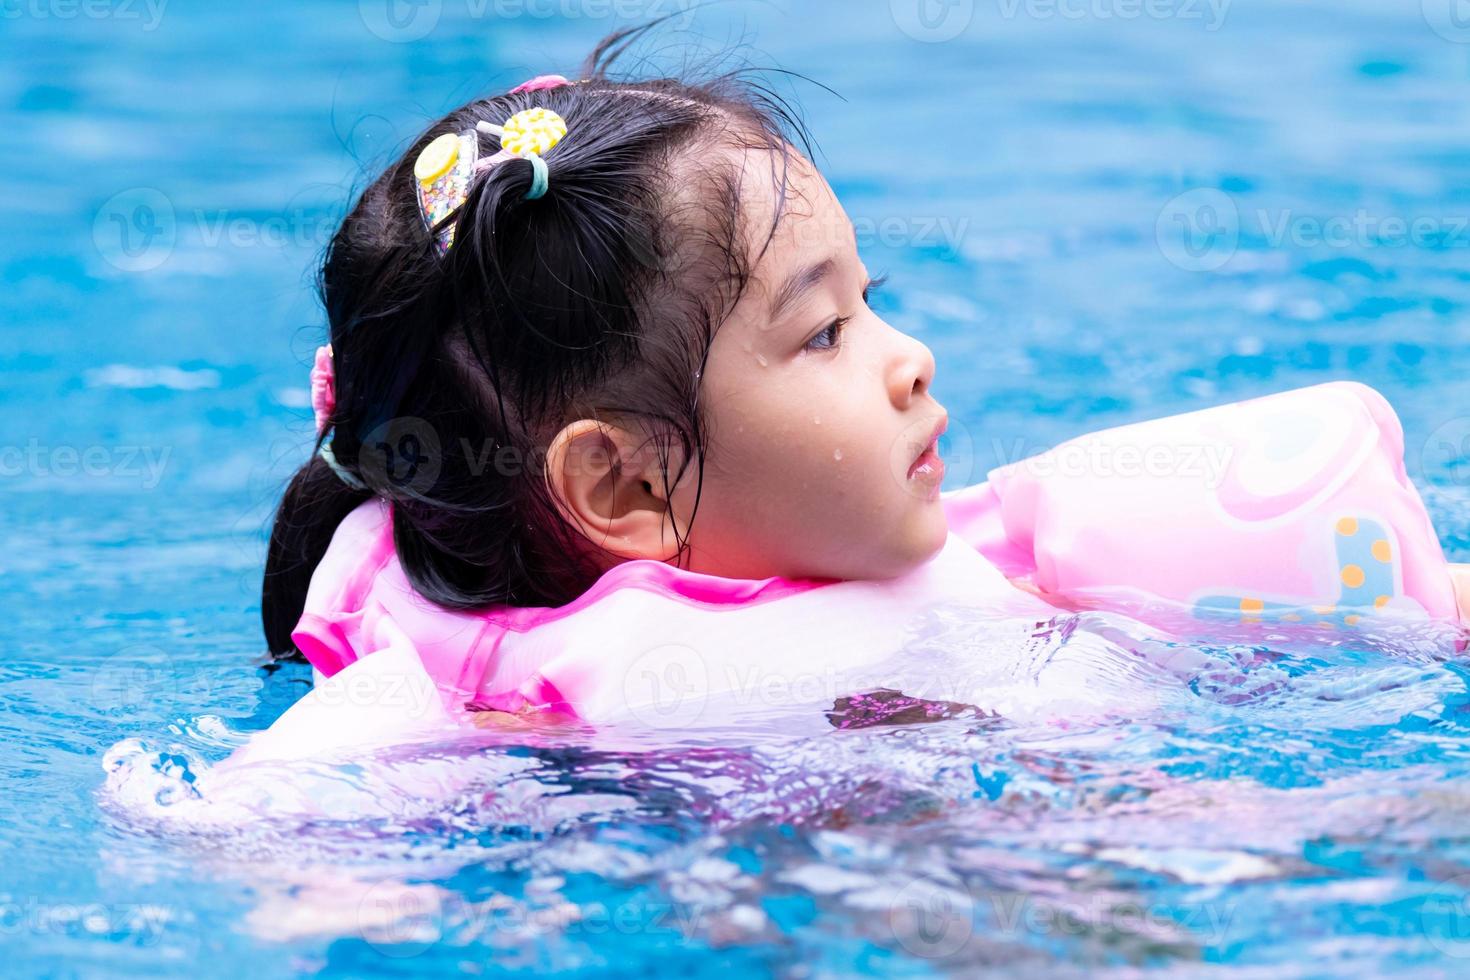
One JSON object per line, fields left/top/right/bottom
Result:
{"left": 754, "top": 353, "right": 768, "bottom": 368}
{"left": 833, "top": 448, "right": 843, "bottom": 461}
{"left": 812, "top": 416, "right": 821, "bottom": 426}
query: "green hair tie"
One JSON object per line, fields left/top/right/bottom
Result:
{"left": 319, "top": 438, "right": 367, "bottom": 491}
{"left": 525, "top": 154, "right": 549, "bottom": 200}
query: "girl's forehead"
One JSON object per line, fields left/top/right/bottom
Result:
{"left": 754, "top": 178, "right": 857, "bottom": 283}
{"left": 695, "top": 143, "right": 859, "bottom": 322}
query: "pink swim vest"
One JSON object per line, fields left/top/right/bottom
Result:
{"left": 290, "top": 381, "right": 1458, "bottom": 726}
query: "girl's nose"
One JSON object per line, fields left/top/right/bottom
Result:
{"left": 886, "top": 326, "right": 936, "bottom": 410}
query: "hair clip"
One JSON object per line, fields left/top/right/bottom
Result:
{"left": 413, "top": 77, "right": 573, "bottom": 256}
{"left": 414, "top": 130, "right": 481, "bottom": 255}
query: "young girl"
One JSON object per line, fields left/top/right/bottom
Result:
{"left": 255, "top": 35, "right": 1470, "bottom": 757}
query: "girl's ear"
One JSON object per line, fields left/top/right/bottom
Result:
{"left": 544, "top": 418, "right": 683, "bottom": 562}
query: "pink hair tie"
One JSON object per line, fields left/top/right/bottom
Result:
{"left": 310, "top": 344, "right": 336, "bottom": 436}
{"left": 510, "top": 74, "right": 570, "bottom": 94}
{"left": 309, "top": 343, "right": 367, "bottom": 491}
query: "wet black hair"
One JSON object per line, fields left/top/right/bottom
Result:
{"left": 262, "top": 26, "right": 813, "bottom": 658}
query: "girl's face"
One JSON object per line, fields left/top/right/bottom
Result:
{"left": 668, "top": 149, "right": 950, "bottom": 582}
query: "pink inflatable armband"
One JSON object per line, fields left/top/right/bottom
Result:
{"left": 945, "top": 382, "right": 1458, "bottom": 627}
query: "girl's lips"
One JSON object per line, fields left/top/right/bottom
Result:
{"left": 907, "top": 415, "right": 948, "bottom": 483}
{"left": 909, "top": 445, "right": 945, "bottom": 490}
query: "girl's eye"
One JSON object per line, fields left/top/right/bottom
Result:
{"left": 801, "top": 276, "right": 888, "bottom": 353}
{"left": 805, "top": 315, "right": 850, "bottom": 353}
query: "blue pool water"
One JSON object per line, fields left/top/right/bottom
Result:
{"left": 6, "top": 0, "right": 1470, "bottom": 974}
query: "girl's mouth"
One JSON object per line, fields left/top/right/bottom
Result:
{"left": 907, "top": 416, "right": 947, "bottom": 491}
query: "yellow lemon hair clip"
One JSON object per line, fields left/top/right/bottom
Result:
{"left": 413, "top": 130, "right": 480, "bottom": 255}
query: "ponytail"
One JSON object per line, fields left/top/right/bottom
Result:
{"left": 261, "top": 452, "right": 372, "bottom": 658}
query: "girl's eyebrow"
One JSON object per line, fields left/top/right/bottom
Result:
{"left": 767, "top": 257, "right": 836, "bottom": 323}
